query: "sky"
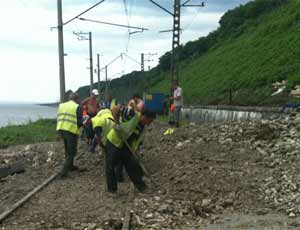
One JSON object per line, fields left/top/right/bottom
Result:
{"left": 0, "top": 0, "right": 250, "bottom": 103}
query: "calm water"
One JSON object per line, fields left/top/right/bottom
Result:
{"left": 0, "top": 103, "right": 57, "bottom": 128}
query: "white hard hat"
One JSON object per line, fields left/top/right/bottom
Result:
{"left": 91, "top": 89, "right": 99, "bottom": 95}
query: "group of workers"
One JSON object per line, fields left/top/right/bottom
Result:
{"left": 56, "top": 89, "right": 157, "bottom": 194}
{"left": 56, "top": 81, "right": 182, "bottom": 194}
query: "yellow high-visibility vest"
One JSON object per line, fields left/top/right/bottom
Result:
{"left": 110, "top": 98, "right": 117, "bottom": 110}
{"left": 130, "top": 126, "right": 145, "bottom": 153}
{"left": 107, "top": 112, "right": 141, "bottom": 149}
{"left": 56, "top": 100, "right": 80, "bottom": 135}
{"left": 91, "top": 109, "right": 115, "bottom": 146}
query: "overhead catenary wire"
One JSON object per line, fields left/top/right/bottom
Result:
{"left": 182, "top": 0, "right": 207, "bottom": 32}
{"left": 79, "top": 17, "right": 148, "bottom": 32}
{"left": 148, "top": 0, "right": 174, "bottom": 16}
{"left": 121, "top": 52, "right": 127, "bottom": 77}
{"left": 124, "top": 0, "right": 140, "bottom": 52}
{"left": 181, "top": 6, "right": 202, "bottom": 31}
{"left": 123, "top": 0, "right": 131, "bottom": 34}
{"left": 63, "top": 0, "right": 106, "bottom": 26}
{"left": 98, "top": 52, "right": 142, "bottom": 76}
{"left": 100, "top": 54, "right": 123, "bottom": 72}
{"left": 181, "top": 0, "right": 205, "bottom": 7}
{"left": 122, "top": 53, "right": 141, "bottom": 66}
{"left": 182, "top": 0, "right": 192, "bottom": 5}
{"left": 73, "top": 31, "right": 89, "bottom": 40}
{"left": 123, "top": 0, "right": 131, "bottom": 52}
{"left": 128, "top": 0, "right": 135, "bottom": 20}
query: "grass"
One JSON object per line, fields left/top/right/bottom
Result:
{"left": 149, "top": 1, "right": 300, "bottom": 106}
{"left": 0, "top": 119, "right": 58, "bottom": 149}
{"left": 152, "top": 1, "right": 300, "bottom": 106}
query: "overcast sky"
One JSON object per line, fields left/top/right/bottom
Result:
{"left": 0, "top": 0, "right": 250, "bottom": 103}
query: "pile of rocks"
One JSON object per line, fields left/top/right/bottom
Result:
{"left": 253, "top": 115, "right": 300, "bottom": 217}
{"left": 201, "top": 114, "right": 300, "bottom": 218}
{"left": 136, "top": 114, "right": 300, "bottom": 227}
{"left": 131, "top": 195, "right": 203, "bottom": 229}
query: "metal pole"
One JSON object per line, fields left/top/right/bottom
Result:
{"left": 105, "top": 65, "right": 108, "bottom": 99}
{"left": 57, "top": 0, "right": 66, "bottom": 102}
{"left": 89, "top": 32, "right": 93, "bottom": 94}
{"left": 141, "top": 53, "right": 144, "bottom": 72}
{"left": 149, "top": 0, "right": 204, "bottom": 93}
{"left": 97, "top": 53, "right": 100, "bottom": 94}
{"left": 171, "top": 0, "right": 181, "bottom": 87}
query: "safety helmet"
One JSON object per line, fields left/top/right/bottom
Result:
{"left": 91, "top": 89, "right": 99, "bottom": 96}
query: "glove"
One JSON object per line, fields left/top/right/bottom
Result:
{"left": 83, "top": 115, "right": 90, "bottom": 125}
{"left": 114, "top": 124, "right": 121, "bottom": 131}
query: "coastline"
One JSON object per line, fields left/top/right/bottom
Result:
{"left": 37, "top": 102, "right": 59, "bottom": 108}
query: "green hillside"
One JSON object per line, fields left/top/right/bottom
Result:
{"left": 78, "top": 0, "right": 300, "bottom": 106}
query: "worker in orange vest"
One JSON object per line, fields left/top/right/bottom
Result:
{"left": 81, "top": 89, "right": 100, "bottom": 150}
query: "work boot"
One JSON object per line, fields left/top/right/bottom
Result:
{"left": 71, "top": 165, "right": 87, "bottom": 172}
{"left": 107, "top": 190, "right": 118, "bottom": 198}
{"left": 117, "top": 176, "right": 125, "bottom": 183}
{"left": 88, "top": 144, "right": 95, "bottom": 153}
{"left": 139, "top": 186, "right": 153, "bottom": 195}
{"left": 57, "top": 170, "right": 68, "bottom": 179}
{"left": 70, "top": 165, "right": 79, "bottom": 171}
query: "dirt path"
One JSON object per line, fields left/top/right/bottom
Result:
{"left": 1, "top": 119, "right": 300, "bottom": 229}
{"left": 0, "top": 143, "right": 134, "bottom": 229}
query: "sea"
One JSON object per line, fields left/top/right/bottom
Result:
{"left": 0, "top": 103, "right": 58, "bottom": 128}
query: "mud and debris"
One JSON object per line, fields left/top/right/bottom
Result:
{"left": 1, "top": 114, "right": 300, "bottom": 229}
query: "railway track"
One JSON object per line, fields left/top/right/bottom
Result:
{"left": 0, "top": 144, "right": 138, "bottom": 230}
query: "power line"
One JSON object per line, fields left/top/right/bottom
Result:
{"left": 182, "top": 0, "right": 205, "bottom": 7}
{"left": 73, "top": 31, "right": 89, "bottom": 40}
{"left": 148, "top": 0, "right": 174, "bottom": 16}
{"left": 123, "top": 0, "right": 131, "bottom": 51}
{"left": 73, "top": 31, "right": 94, "bottom": 94}
{"left": 181, "top": 4, "right": 202, "bottom": 31}
{"left": 123, "top": 0, "right": 130, "bottom": 33}
{"left": 64, "top": 0, "right": 106, "bottom": 26}
{"left": 122, "top": 53, "right": 141, "bottom": 65}
{"left": 128, "top": 0, "right": 135, "bottom": 20}
{"left": 100, "top": 54, "right": 123, "bottom": 72}
{"left": 79, "top": 17, "right": 148, "bottom": 32}
{"left": 181, "top": 0, "right": 208, "bottom": 34}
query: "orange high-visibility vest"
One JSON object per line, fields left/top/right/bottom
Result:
{"left": 82, "top": 105, "right": 88, "bottom": 116}
{"left": 170, "top": 104, "right": 175, "bottom": 112}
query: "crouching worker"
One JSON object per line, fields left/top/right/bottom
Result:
{"left": 105, "top": 108, "right": 156, "bottom": 194}
{"left": 91, "top": 106, "right": 121, "bottom": 153}
{"left": 56, "top": 93, "right": 83, "bottom": 178}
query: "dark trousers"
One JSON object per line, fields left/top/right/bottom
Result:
{"left": 105, "top": 140, "right": 146, "bottom": 192}
{"left": 115, "top": 162, "right": 124, "bottom": 182}
{"left": 59, "top": 130, "right": 78, "bottom": 176}
{"left": 86, "top": 113, "right": 96, "bottom": 142}
{"left": 85, "top": 124, "right": 95, "bottom": 141}
{"left": 174, "top": 106, "right": 181, "bottom": 127}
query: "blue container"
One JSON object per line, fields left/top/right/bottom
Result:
{"left": 144, "top": 93, "right": 165, "bottom": 114}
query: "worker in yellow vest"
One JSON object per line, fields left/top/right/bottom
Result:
{"left": 56, "top": 93, "right": 83, "bottom": 178}
{"left": 105, "top": 107, "right": 156, "bottom": 194}
{"left": 91, "top": 106, "right": 120, "bottom": 151}
{"left": 105, "top": 94, "right": 118, "bottom": 110}
{"left": 128, "top": 93, "right": 145, "bottom": 112}
{"left": 115, "top": 94, "right": 145, "bottom": 182}
{"left": 91, "top": 105, "right": 130, "bottom": 183}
